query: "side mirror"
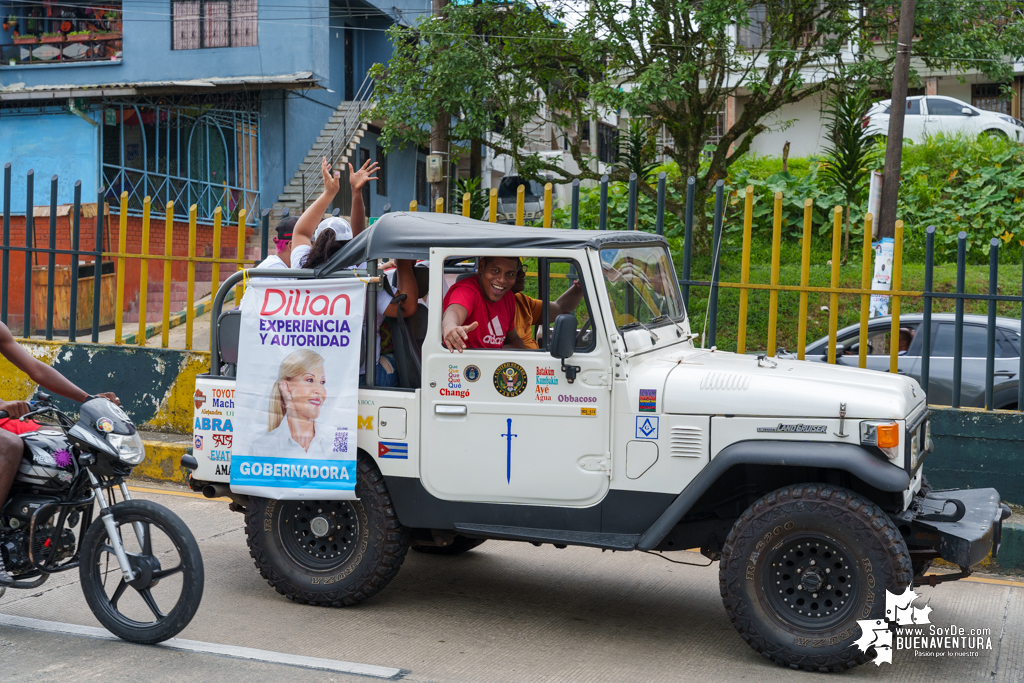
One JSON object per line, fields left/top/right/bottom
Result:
{"left": 961, "top": 107, "right": 974, "bottom": 116}
{"left": 822, "top": 343, "right": 845, "bottom": 361}
{"left": 550, "top": 314, "right": 581, "bottom": 383}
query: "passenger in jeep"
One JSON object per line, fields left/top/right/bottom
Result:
{"left": 512, "top": 261, "right": 583, "bottom": 349}
{"left": 441, "top": 256, "right": 525, "bottom": 352}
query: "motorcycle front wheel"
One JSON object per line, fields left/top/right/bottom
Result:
{"left": 79, "top": 499, "right": 204, "bottom": 644}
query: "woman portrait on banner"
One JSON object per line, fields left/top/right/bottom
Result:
{"left": 249, "top": 349, "right": 337, "bottom": 459}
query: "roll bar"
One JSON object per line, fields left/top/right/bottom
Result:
{"left": 209, "top": 266, "right": 377, "bottom": 380}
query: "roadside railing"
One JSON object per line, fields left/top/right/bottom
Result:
{"left": 448, "top": 172, "right": 1023, "bottom": 413}
{"left": 1, "top": 164, "right": 270, "bottom": 350}
{"left": 4, "top": 160, "right": 1021, "bottom": 411}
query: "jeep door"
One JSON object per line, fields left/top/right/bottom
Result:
{"left": 419, "top": 249, "right": 613, "bottom": 506}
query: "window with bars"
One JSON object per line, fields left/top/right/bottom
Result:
{"left": 972, "top": 84, "right": 1010, "bottom": 115}
{"left": 172, "top": 0, "right": 257, "bottom": 50}
{"left": 597, "top": 123, "right": 618, "bottom": 165}
{"left": 416, "top": 160, "right": 427, "bottom": 206}
{"left": 376, "top": 145, "right": 387, "bottom": 196}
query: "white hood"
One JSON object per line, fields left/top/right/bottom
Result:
{"left": 631, "top": 348, "right": 924, "bottom": 420}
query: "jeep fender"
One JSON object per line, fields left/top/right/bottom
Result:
{"left": 636, "top": 440, "right": 911, "bottom": 551}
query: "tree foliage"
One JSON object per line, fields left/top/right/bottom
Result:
{"left": 820, "top": 86, "right": 880, "bottom": 261}
{"left": 371, "top": 0, "right": 1024, "bottom": 251}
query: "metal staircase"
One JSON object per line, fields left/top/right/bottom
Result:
{"left": 272, "top": 75, "right": 375, "bottom": 219}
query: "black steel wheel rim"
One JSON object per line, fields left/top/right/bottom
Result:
{"left": 762, "top": 532, "right": 860, "bottom": 630}
{"left": 280, "top": 500, "right": 360, "bottom": 570}
{"left": 92, "top": 517, "right": 187, "bottom": 628}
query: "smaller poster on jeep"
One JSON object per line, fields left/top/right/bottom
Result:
{"left": 192, "top": 379, "right": 236, "bottom": 482}
{"left": 230, "top": 279, "right": 365, "bottom": 500}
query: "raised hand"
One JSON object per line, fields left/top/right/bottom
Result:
{"left": 349, "top": 159, "right": 380, "bottom": 192}
{"left": 443, "top": 321, "right": 478, "bottom": 353}
{"left": 321, "top": 157, "right": 341, "bottom": 196}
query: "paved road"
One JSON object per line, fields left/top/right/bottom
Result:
{"left": 1, "top": 482, "right": 1021, "bottom": 682}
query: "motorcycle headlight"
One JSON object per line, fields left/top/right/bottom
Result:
{"left": 107, "top": 431, "right": 146, "bottom": 465}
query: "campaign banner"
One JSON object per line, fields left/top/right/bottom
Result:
{"left": 230, "top": 279, "right": 365, "bottom": 500}
{"left": 869, "top": 237, "right": 894, "bottom": 318}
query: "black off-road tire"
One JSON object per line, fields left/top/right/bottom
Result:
{"left": 719, "top": 483, "right": 912, "bottom": 672}
{"left": 244, "top": 454, "right": 409, "bottom": 606}
{"left": 412, "top": 536, "right": 486, "bottom": 555}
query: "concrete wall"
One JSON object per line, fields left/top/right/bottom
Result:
{"left": 926, "top": 407, "right": 1024, "bottom": 507}
{"left": 0, "top": 339, "right": 208, "bottom": 434}
{"left": 744, "top": 92, "right": 830, "bottom": 159}
{"left": 0, "top": 111, "right": 100, "bottom": 213}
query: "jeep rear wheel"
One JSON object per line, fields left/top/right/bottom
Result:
{"left": 244, "top": 453, "right": 410, "bottom": 607}
{"left": 719, "top": 483, "right": 912, "bottom": 672}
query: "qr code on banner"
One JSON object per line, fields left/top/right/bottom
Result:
{"left": 332, "top": 428, "right": 350, "bottom": 454}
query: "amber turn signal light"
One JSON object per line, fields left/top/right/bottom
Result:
{"left": 875, "top": 423, "right": 900, "bottom": 449}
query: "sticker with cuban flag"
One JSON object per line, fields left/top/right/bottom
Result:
{"left": 378, "top": 441, "right": 409, "bottom": 459}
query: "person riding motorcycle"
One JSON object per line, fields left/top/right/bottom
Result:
{"left": 0, "top": 321, "right": 119, "bottom": 584}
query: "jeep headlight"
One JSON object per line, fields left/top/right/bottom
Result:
{"left": 107, "top": 431, "right": 146, "bottom": 465}
{"left": 860, "top": 420, "right": 901, "bottom": 461}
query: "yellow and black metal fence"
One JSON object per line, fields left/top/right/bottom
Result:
{"left": 1, "top": 164, "right": 269, "bottom": 350}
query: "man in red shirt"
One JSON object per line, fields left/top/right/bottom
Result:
{"left": 442, "top": 256, "right": 525, "bottom": 352}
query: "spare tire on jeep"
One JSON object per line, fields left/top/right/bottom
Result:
{"left": 244, "top": 452, "right": 410, "bottom": 606}
{"left": 719, "top": 483, "right": 912, "bottom": 671}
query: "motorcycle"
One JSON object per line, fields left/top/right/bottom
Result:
{"left": 0, "top": 393, "right": 204, "bottom": 644}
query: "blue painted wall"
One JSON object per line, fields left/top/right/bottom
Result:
{"left": 358, "top": 129, "right": 426, "bottom": 216}
{"left": 0, "top": 1, "right": 326, "bottom": 87}
{"left": 0, "top": 0, "right": 430, "bottom": 219}
{"left": 0, "top": 111, "right": 100, "bottom": 213}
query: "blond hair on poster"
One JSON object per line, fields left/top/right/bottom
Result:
{"left": 268, "top": 349, "right": 326, "bottom": 432}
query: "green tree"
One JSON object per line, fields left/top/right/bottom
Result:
{"left": 371, "top": 0, "right": 1024, "bottom": 251}
{"left": 819, "top": 86, "right": 880, "bottom": 263}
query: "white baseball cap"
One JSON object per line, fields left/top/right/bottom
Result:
{"left": 313, "top": 216, "right": 352, "bottom": 242}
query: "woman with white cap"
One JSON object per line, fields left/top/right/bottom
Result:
{"left": 290, "top": 157, "right": 419, "bottom": 386}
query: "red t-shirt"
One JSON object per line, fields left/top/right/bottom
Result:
{"left": 442, "top": 277, "right": 515, "bottom": 348}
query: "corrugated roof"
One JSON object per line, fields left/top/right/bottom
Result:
{"left": 0, "top": 72, "right": 316, "bottom": 100}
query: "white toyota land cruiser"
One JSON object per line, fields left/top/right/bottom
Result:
{"left": 186, "top": 211, "right": 1009, "bottom": 672}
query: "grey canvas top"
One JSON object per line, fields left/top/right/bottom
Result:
{"left": 314, "top": 211, "right": 668, "bottom": 275}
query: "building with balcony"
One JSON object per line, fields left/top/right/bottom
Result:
{"left": 0, "top": 0, "right": 433, "bottom": 225}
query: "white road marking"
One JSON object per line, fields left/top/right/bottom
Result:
{"left": 0, "top": 613, "right": 404, "bottom": 679}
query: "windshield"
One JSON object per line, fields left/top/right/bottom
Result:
{"left": 497, "top": 176, "right": 544, "bottom": 199}
{"left": 600, "top": 246, "right": 685, "bottom": 330}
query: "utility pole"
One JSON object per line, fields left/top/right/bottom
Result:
{"left": 877, "top": 0, "right": 916, "bottom": 239}
{"left": 430, "top": 0, "right": 449, "bottom": 210}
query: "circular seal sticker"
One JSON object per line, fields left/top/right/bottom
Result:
{"left": 493, "top": 362, "right": 528, "bottom": 397}
{"left": 464, "top": 365, "right": 481, "bottom": 383}
{"left": 96, "top": 417, "right": 114, "bottom": 433}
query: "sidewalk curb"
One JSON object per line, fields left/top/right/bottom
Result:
{"left": 136, "top": 440, "right": 190, "bottom": 484}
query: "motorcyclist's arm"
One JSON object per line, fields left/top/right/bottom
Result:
{"left": 0, "top": 322, "right": 117, "bottom": 405}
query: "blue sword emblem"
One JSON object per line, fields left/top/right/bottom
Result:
{"left": 500, "top": 418, "right": 518, "bottom": 483}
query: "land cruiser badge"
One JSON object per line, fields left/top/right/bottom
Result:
{"left": 493, "top": 362, "right": 527, "bottom": 397}
{"left": 756, "top": 423, "right": 828, "bottom": 434}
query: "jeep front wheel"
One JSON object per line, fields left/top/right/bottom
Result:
{"left": 719, "top": 483, "right": 912, "bottom": 672}
{"left": 244, "top": 453, "right": 410, "bottom": 606}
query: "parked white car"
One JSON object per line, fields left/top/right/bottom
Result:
{"left": 865, "top": 95, "right": 1024, "bottom": 143}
